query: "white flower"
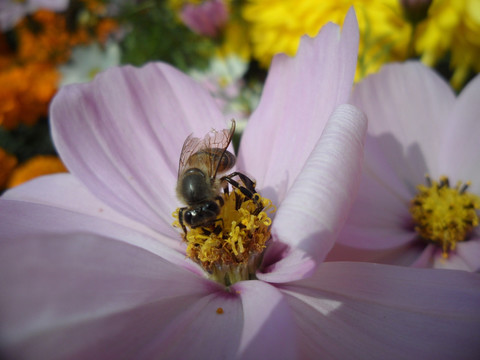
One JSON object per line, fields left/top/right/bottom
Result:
{"left": 59, "top": 41, "right": 121, "bottom": 86}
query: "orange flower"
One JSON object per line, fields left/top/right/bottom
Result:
{"left": 15, "top": 8, "right": 117, "bottom": 66}
{"left": 16, "top": 10, "right": 88, "bottom": 65}
{"left": 96, "top": 19, "right": 119, "bottom": 43}
{"left": 82, "top": 0, "right": 107, "bottom": 13}
{"left": 0, "top": 148, "right": 17, "bottom": 189}
{"left": 0, "top": 62, "right": 59, "bottom": 129}
{"left": 7, "top": 155, "right": 67, "bottom": 188}
{"left": 0, "top": 5, "right": 118, "bottom": 130}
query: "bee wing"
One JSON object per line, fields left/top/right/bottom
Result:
{"left": 178, "top": 134, "right": 204, "bottom": 179}
{"left": 178, "top": 120, "right": 236, "bottom": 179}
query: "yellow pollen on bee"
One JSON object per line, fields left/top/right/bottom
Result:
{"left": 410, "top": 175, "right": 480, "bottom": 258}
{"left": 172, "top": 189, "right": 275, "bottom": 286}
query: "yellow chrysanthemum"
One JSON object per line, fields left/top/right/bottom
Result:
{"left": 217, "top": 19, "right": 251, "bottom": 60}
{"left": 7, "top": 155, "right": 67, "bottom": 188}
{"left": 242, "top": 0, "right": 411, "bottom": 81}
{"left": 242, "top": 0, "right": 480, "bottom": 87}
{"left": 416, "top": 0, "right": 480, "bottom": 88}
{"left": 0, "top": 148, "right": 18, "bottom": 189}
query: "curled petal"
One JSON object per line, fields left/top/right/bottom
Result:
{"left": 259, "top": 104, "right": 367, "bottom": 283}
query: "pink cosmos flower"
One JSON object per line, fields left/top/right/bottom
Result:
{"left": 1, "top": 11, "right": 480, "bottom": 359}
{"left": 0, "top": 0, "right": 69, "bottom": 31}
{"left": 332, "top": 62, "right": 480, "bottom": 272}
{"left": 180, "top": 0, "right": 228, "bottom": 37}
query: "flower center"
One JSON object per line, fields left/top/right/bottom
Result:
{"left": 410, "top": 175, "right": 480, "bottom": 258}
{"left": 173, "top": 188, "right": 275, "bottom": 286}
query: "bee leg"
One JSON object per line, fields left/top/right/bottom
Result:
{"left": 222, "top": 172, "right": 263, "bottom": 214}
{"left": 234, "top": 190, "right": 242, "bottom": 210}
{"left": 225, "top": 171, "right": 257, "bottom": 193}
{"left": 178, "top": 207, "right": 188, "bottom": 236}
{"left": 216, "top": 195, "right": 225, "bottom": 207}
{"left": 202, "top": 227, "right": 212, "bottom": 235}
{"left": 222, "top": 172, "right": 257, "bottom": 199}
{"left": 213, "top": 224, "right": 223, "bottom": 235}
{"left": 214, "top": 217, "right": 225, "bottom": 229}
{"left": 201, "top": 218, "right": 224, "bottom": 235}
{"left": 222, "top": 180, "right": 230, "bottom": 195}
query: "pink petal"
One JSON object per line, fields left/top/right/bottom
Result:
{"left": 432, "top": 239, "right": 480, "bottom": 272}
{"left": 350, "top": 62, "right": 456, "bottom": 187}
{"left": 232, "top": 280, "right": 297, "bottom": 359}
{"left": 0, "top": 199, "right": 299, "bottom": 358}
{"left": 51, "top": 63, "right": 227, "bottom": 234}
{"left": 439, "top": 74, "right": 480, "bottom": 193}
{"left": 2, "top": 174, "right": 184, "bottom": 252}
{"left": 238, "top": 8, "right": 359, "bottom": 205}
{"left": 258, "top": 104, "right": 367, "bottom": 283}
{"left": 337, "top": 127, "right": 418, "bottom": 251}
{"left": 0, "top": 225, "right": 223, "bottom": 359}
{"left": 338, "top": 151, "right": 416, "bottom": 250}
{"left": 281, "top": 262, "right": 480, "bottom": 359}
{"left": 180, "top": 0, "right": 228, "bottom": 37}
{"left": 338, "top": 170, "right": 417, "bottom": 250}
{"left": 0, "top": 196, "right": 196, "bottom": 274}
{"left": 327, "top": 241, "right": 426, "bottom": 267}
{"left": 410, "top": 243, "right": 436, "bottom": 267}
{"left": 137, "top": 289, "right": 244, "bottom": 359}
{"left": 456, "top": 239, "right": 480, "bottom": 272}
{"left": 340, "top": 62, "right": 462, "bottom": 258}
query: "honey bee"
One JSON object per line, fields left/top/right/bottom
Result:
{"left": 176, "top": 120, "right": 258, "bottom": 234}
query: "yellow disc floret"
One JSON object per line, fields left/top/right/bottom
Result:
{"left": 173, "top": 188, "right": 275, "bottom": 286}
{"left": 410, "top": 175, "right": 480, "bottom": 258}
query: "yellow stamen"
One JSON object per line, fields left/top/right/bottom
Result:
{"left": 172, "top": 188, "right": 275, "bottom": 286}
{"left": 410, "top": 175, "right": 480, "bottom": 258}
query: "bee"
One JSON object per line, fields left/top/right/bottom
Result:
{"left": 176, "top": 120, "right": 258, "bottom": 234}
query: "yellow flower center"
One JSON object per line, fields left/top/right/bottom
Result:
{"left": 173, "top": 188, "right": 275, "bottom": 286}
{"left": 410, "top": 175, "right": 480, "bottom": 258}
